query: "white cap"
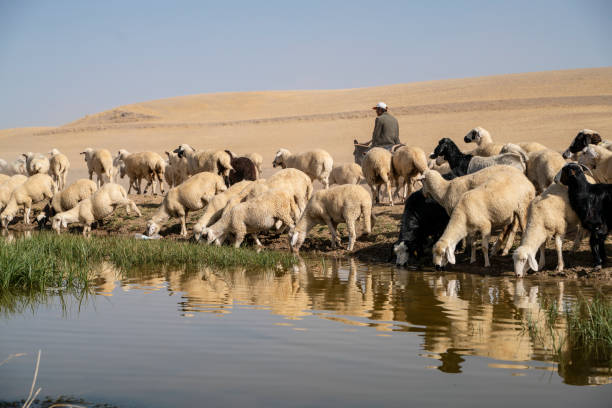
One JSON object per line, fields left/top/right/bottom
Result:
{"left": 372, "top": 101, "right": 387, "bottom": 110}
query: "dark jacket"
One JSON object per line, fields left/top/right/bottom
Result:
{"left": 372, "top": 111, "right": 400, "bottom": 146}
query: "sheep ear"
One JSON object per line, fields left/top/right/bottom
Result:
{"left": 445, "top": 246, "right": 456, "bottom": 264}
{"left": 528, "top": 252, "right": 538, "bottom": 271}
{"left": 165, "top": 151, "right": 170, "bottom": 157}
{"left": 591, "top": 132, "right": 601, "bottom": 144}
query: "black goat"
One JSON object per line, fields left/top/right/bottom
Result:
{"left": 225, "top": 150, "right": 258, "bottom": 186}
{"left": 429, "top": 138, "right": 472, "bottom": 176}
{"left": 557, "top": 163, "right": 612, "bottom": 268}
{"left": 562, "top": 129, "right": 603, "bottom": 159}
{"left": 393, "top": 174, "right": 455, "bottom": 266}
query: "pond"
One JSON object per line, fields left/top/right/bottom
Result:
{"left": 1, "top": 257, "right": 611, "bottom": 407}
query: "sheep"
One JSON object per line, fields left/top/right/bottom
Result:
{"left": 516, "top": 142, "right": 548, "bottom": 154}
{"left": 555, "top": 163, "right": 612, "bottom": 268}
{"left": 116, "top": 149, "right": 165, "bottom": 195}
{"left": 290, "top": 184, "right": 374, "bottom": 252}
{"left": 23, "top": 152, "right": 50, "bottom": 176}
{"left": 394, "top": 174, "right": 455, "bottom": 266}
{"left": 173, "top": 144, "right": 233, "bottom": 179}
{"left": 36, "top": 179, "right": 98, "bottom": 226}
{"left": 206, "top": 189, "right": 299, "bottom": 248}
{"left": 244, "top": 153, "right": 263, "bottom": 178}
{"left": 362, "top": 147, "right": 395, "bottom": 205}
{"left": 146, "top": 172, "right": 227, "bottom": 237}
{"left": 164, "top": 151, "right": 189, "bottom": 188}
{"left": 512, "top": 183, "right": 583, "bottom": 277}
{"left": 81, "top": 148, "right": 113, "bottom": 186}
{"left": 0, "top": 157, "right": 27, "bottom": 176}
{"left": 391, "top": 146, "right": 428, "bottom": 200}
{"left": 501, "top": 143, "right": 566, "bottom": 193}
{"left": 48, "top": 149, "right": 70, "bottom": 190}
{"left": 328, "top": 163, "right": 364, "bottom": 186}
{"left": 429, "top": 138, "right": 473, "bottom": 176}
{"left": 272, "top": 148, "right": 333, "bottom": 189}
{"left": 1, "top": 174, "right": 55, "bottom": 228}
{"left": 0, "top": 175, "right": 28, "bottom": 212}
{"left": 577, "top": 145, "right": 612, "bottom": 183}
{"left": 432, "top": 171, "right": 535, "bottom": 268}
{"left": 225, "top": 150, "right": 258, "bottom": 185}
{"left": 192, "top": 180, "right": 254, "bottom": 241}
{"left": 466, "top": 151, "right": 526, "bottom": 174}
{"left": 0, "top": 174, "right": 9, "bottom": 184}
{"left": 52, "top": 183, "right": 141, "bottom": 236}
{"left": 562, "top": 129, "right": 612, "bottom": 159}
{"left": 463, "top": 127, "right": 504, "bottom": 157}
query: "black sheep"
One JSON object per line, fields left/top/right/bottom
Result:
{"left": 429, "top": 138, "right": 472, "bottom": 177}
{"left": 225, "top": 150, "right": 257, "bottom": 186}
{"left": 562, "top": 129, "right": 603, "bottom": 159}
{"left": 557, "top": 163, "right": 612, "bottom": 268}
{"left": 393, "top": 173, "right": 455, "bottom": 266}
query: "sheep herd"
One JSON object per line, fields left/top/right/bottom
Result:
{"left": 0, "top": 127, "right": 610, "bottom": 278}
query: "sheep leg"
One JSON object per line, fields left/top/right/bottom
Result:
{"left": 24, "top": 206, "right": 31, "bottom": 225}
{"left": 386, "top": 180, "right": 394, "bottom": 206}
{"left": 538, "top": 245, "right": 546, "bottom": 270}
{"left": 251, "top": 234, "right": 262, "bottom": 247}
{"left": 490, "top": 224, "right": 510, "bottom": 255}
{"left": 346, "top": 218, "right": 357, "bottom": 251}
{"left": 233, "top": 229, "right": 246, "bottom": 248}
{"left": 322, "top": 216, "right": 339, "bottom": 248}
{"left": 501, "top": 219, "right": 520, "bottom": 256}
{"left": 571, "top": 226, "right": 583, "bottom": 252}
{"left": 374, "top": 184, "right": 380, "bottom": 204}
{"left": 555, "top": 235, "right": 564, "bottom": 272}
{"left": 482, "top": 233, "right": 491, "bottom": 267}
{"left": 83, "top": 224, "right": 91, "bottom": 237}
{"left": 469, "top": 237, "right": 477, "bottom": 263}
{"left": 179, "top": 214, "right": 187, "bottom": 237}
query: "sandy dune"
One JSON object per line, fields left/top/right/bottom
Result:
{"left": 1, "top": 67, "right": 611, "bottom": 184}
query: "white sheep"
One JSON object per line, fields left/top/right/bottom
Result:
{"left": 432, "top": 171, "right": 535, "bottom": 268}
{"left": 513, "top": 183, "right": 583, "bottom": 277}
{"left": 391, "top": 146, "right": 428, "bottom": 200}
{"left": 328, "top": 163, "right": 364, "bottom": 186}
{"left": 516, "top": 142, "right": 548, "bottom": 154}
{"left": 45, "top": 179, "right": 98, "bottom": 215}
{"left": 48, "top": 149, "right": 70, "bottom": 190}
{"left": 0, "top": 157, "right": 27, "bottom": 176}
{"left": 206, "top": 189, "right": 299, "bottom": 248}
{"left": 290, "top": 184, "right": 374, "bottom": 252}
{"left": 174, "top": 144, "right": 233, "bottom": 178}
{"left": 1, "top": 173, "right": 55, "bottom": 228}
{"left": 577, "top": 145, "right": 612, "bottom": 183}
{"left": 0, "top": 174, "right": 9, "bottom": 184}
{"left": 146, "top": 172, "right": 227, "bottom": 237}
{"left": 81, "top": 148, "right": 113, "bottom": 187}
{"left": 272, "top": 148, "right": 333, "bottom": 189}
{"left": 52, "top": 183, "right": 141, "bottom": 236}
{"left": 362, "top": 147, "right": 395, "bottom": 206}
{"left": 116, "top": 149, "right": 166, "bottom": 195}
{"left": 0, "top": 175, "right": 28, "bottom": 212}
{"left": 192, "top": 180, "right": 253, "bottom": 241}
{"left": 463, "top": 127, "right": 504, "bottom": 156}
{"left": 164, "top": 151, "right": 189, "bottom": 187}
{"left": 23, "top": 152, "right": 50, "bottom": 176}
{"left": 501, "top": 143, "right": 565, "bottom": 193}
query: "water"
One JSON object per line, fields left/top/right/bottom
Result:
{"left": 1, "top": 258, "right": 611, "bottom": 407}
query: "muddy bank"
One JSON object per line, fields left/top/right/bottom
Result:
{"left": 5, "top": 194, "right": 612, "bottom": 281}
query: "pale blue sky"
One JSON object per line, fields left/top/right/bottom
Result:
{"left": 0, "top": 0, "right": 610, "bottom": 128}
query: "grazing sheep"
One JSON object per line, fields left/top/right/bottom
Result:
{"left": 164, "top": 151, "right": 189, "bottom": 187}
{"left": 577, "top": 145, "right": 612, "bottom": 183}
{"left": 272, "top": 148, "right": 333, "bottom": 189}
{"left": 225, "top": 150, "right": 257, "bottom": 185}
{"left": 562, "top": 129, "right": 612, "bottom": 159}
{"left": 362, "top": 147, "right": 395, "bottom": 205}
{"left": 23, "top": 152, "right": 50, "bottom": 176}
{"left": 463, "top": 127, "right": 504, "bottom": 157}
{"left": 36, "top": 179, "right": 98, "bottom": 226}
{"left": 244, "top": 152, "right": 263, "bottom": 178}
{"left": 328, "top": 163, "right": 364, "bottom": 186}
{"left": 116, "top": 149, "right": 166, "bottom": 195}
{"left": 391, "top": 146, "right": 428, "bottom": 200}
{"left": 290, "top": 184, "right": 373, "bottom": 252}
{"left": 555, "top": 163, "right": 612, "bottom": 268}
{"left": 513, "top": 183, "right": 583, "bottom": 277}
{"left": 0, "top": 157, "right": 27, "bottom": 176}
{"left": 81, "top": 148, "right": 113, "bottom": 186}
{"left": 1, "top": 174, "right": 55, "bottom": 228}
{"left": 192, "top": 180, "right": 253, "bottom": 241}
{"left": 432, "top": 171, "right": 535, "bottom": 268}
{"left": 0, "top": 175, "right": 28, "bottom": 212}
{"left": 206, "top": 189, "right": 299, "bottom": 248}
{"left": 52, "top": 183, "right": 141, "bottom": 236}
{"left": 174, "top": 144, "right": 233, "bottom": 179}
{"left": 48, "top": 149, "right": 70, "bottom": 190}
{"left": 146, "top": 172, "right": 227, "bottom": 237}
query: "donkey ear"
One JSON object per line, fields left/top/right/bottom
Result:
{"left": 528, "top": 252, "right": 538, "bottom": 271}
{"left": 445, "top": 246, "right": 456, "bottom": 264}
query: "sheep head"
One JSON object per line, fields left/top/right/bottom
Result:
{"left": 117, "top": 149, "right": 130, "bottom": 161}
{"left": 146, "top": 220, "right": 160, "bottom": 237}
{"left": 290, "top": 230, "right": 306, "bottom": 253}
{"left": 578, "top": 146, "right": 598, "bottom": 170}
{"left": 463, "top": 126, "right": 490, "bottom": 144}
{"left": 433, "top": 239, "right": 455, "bottom": 270}
{"left": 272, "top": 149, "right": 290, "bottom": 168}
{"left": 393, "top": 241, "right": 409, "bottom": 266}
{"left": 51, "top": 214, "right": 67, "bottom": 234}
{"left": 80, "top": 148, "right": 94, "bottom": 162}
{"left": 563, "top": 129, "right": 602, "bottom": 159}
{"left": 174, "top": 144, "right": 195, "bottom": 158}
{"left": 513, "top": 246, "right": 538, "bottom": 277}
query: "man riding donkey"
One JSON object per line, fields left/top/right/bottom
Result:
{"left": 354, "top": 102, "right": 402, "bottom": 164}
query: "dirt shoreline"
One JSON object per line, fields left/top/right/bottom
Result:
{"left": 6, "top": 195, "right": 611, "bottom": 282}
